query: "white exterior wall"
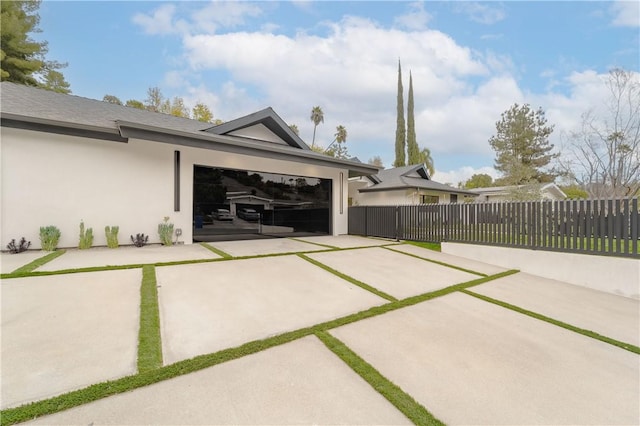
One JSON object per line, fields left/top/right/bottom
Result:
{"left": 442, "top": 243, "right": 640, "bottom": 299}
{"left": 0, "top": 127, "right": 348, "bottom": 249}
{"left": 354, "top": 188, "right": 451, "bottom": 206}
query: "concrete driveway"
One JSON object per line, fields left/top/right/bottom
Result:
{"left": 2, "top": 236, "right": 638, "bottom": 424}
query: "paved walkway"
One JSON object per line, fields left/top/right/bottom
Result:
{"left": 2, "top": 236, "right": 638, "bottom": 424}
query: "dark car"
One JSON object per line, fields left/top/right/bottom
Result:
{"left": 213, "top": 208, "right": 233, "bottom": 221}
{"left": 237, "top": 208, "right": 260, "bottom": 221}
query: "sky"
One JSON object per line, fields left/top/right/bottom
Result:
{"left": 36, "top": 1, "right": 640, "bottom": 185}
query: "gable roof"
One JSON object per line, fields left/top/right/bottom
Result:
{"left": 0, "top": 82, "right": 378, "bottom": 177}
{"left": 205, "top": 107, "right": 309, "bottom": 150}
{"left": 360, "top": 164, "right": 477, "bottom": 196}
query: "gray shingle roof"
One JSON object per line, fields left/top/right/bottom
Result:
{"left": 0, "top": 82, "right": 211, "bottom": 133}
{"left": 361, "top": 164, "right": 478, "bottom": 196}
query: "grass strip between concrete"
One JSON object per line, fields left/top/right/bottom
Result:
{"left": 137, "top": 265, "right": 163, "bottom": 372}
{"left": 404, "top": 241, "right": 442, "bottom": 252}
{"left": 462, "top": 289, "right": 640, "bottom": 355}
{"left": 0, "top": 269, "right": 517, "bottom": 425}
{"left": 383, "top": 246, "right": 487, "bottom": 277}
{"left": 316, "top": 331, "right": 444, "bottom": 426}
{"left": 288, "top": 237, "right": 339, "bottom": 249}
{"left": 10, "top": 250, "right": 66, "bottom": 274}
{"left": 298, "top": 253, "right": 398, "bottom": 302}
{"left": 199, "top": 242, "right": 233, "bottom": 259}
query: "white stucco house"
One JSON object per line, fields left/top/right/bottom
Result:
{"left": 0, "top": 82, "right": 378, "bottom": 248}
{"left": 470, "top": 183, "right": 567, "bottom": 202}
{"left": 348, "top": 164, "right": 478, "bottom": 206}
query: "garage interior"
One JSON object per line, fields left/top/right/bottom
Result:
{"left": 193, "top": 165, "right": 332, "bottom": 242}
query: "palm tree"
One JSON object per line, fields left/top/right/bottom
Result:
{"left": 419, "top": 147, "right": 435, "bottom": 176}
{"left": 327, "top": 125, "right": 348, "bottom": 158}
{"left": 310, "top": 106, "right": 324, "bottom": 147}
{"left": 335, "top": 125, "right": 347, "bottom": 144}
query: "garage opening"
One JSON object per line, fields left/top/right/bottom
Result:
{"left": 193, "top": 165, "right": 332, "bottom": 242}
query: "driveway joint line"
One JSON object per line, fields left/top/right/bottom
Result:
{"left": 199, "top": 242, "right": 233, "bottom": 258}
{"left": 9, "top": 250, "right": 66, "bottom": 274}
{"left": 461, "top": 289, "right": 640, "bottom": 354}
{"left": 383, "top": 246, "right": 487, "bottom": 277}
{"left": 138, "top": 265, "right": 163, "bottom": 372}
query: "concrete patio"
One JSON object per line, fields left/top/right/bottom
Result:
{"left": 1, "top": 236, "right": 638, "bottom": 425}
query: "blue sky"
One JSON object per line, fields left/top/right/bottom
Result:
{"left": 36, "top": 1, "right": 639, "bottom": 184}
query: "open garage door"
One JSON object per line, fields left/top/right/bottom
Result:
{"left": 193, "top": 165, "right": 332, "bottom": 242}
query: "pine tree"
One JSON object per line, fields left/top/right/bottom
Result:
{"left": 489, "top": 103, "right": 557, "bottom": 185}
{"left": 393, "top": 60, "right": 406, "bottom": 167}
{"left": 406, "top": 71, "right": 421, "bottom": 165}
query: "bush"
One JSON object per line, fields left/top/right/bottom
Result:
{"left": 131, "top": 233, "right": 149, "bottom": 247}
{"left": 105, "top": 225, "right": 119, "bottom": 249}
{"left": 78, "top": 221, "right": 94, "bottom": 250}
{"left": 158, "top": 216, "right": 174, "bottom": 246}
{"left": 40, "top": 226, "right": 61, "bottom": 251}
{"left": 6, "top": 237, "right": 31, "bottom": 254}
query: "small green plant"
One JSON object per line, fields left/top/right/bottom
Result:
{"left": 131, "top": 233, "right": 149, "bottom": 247}
{"left": 6, "top": 237, "right": 31, "bottom": 253}
{"left": 78, "top": 221, "right": 94, "bottom": 249}
{"left": 39, "top": 226, "right": 61, "bottom": 251}
{"left": 105, "top": 226, "right": 119, "bottom": 249}
{"left": 158, "top": 216, "right": 174, "bottom": 246}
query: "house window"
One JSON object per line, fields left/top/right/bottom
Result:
{"left": 450, "top": 194, "right": 458, "bottom": 204}
{"left": 420, "top": 195, "right": 439, "bottom": 204}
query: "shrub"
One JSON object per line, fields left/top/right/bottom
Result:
{"left": 6, "top": 237, "right": 31, "bottom": 254}
{"left": 39, "top": 226, "right": 61, "bottom": 251}
{"left": 105, "top": 225, "right": 119, "bottom": 249}
{"left": 131, "top": 233, "right": 149, "bottom": 247}
{"left": 78, "top": 221, "right": 94, "bottom": 249}
{"left": 158, "top": 216, "right": 174, "bottom": 246}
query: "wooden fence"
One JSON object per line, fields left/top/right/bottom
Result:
{"left": 348, "top": 198, "right": 640, "bottom": 258}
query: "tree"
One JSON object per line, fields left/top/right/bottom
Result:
{"left": 419, "top": 147, "right": 434, "bottom": 176}
{"left": 1, "top": 1, "right": 70, "bottom": 90}
{"left": 463, "top": 173, "right": 493, "bottom": 189}
{"left": 192, "top": 103, "right": 213, "bottom": 123}
{"left": 407, "top": 71, "right": 421, "bottom": 165}
{"left": 394, "top": 59, "right": 406, "bottom": 167}
{"left": 368, "top": 156, "right": 384, "bottom": 168}
{"left": 558, "top": 69, "right": 640, "bottom": 198}
{"left": 125, "top": 99, "right": 145, "bottom": 110}
{"left": 168, "top": 96, "right": 189, "bottom": 118}
{"left": 41, "top": 69, "right": 70, "bottom": 94}
{"left": 326, "top": 125, "right": 349, "bottom": 159}
{"left": 288, "top": 124, "right": 300, "bottom": 135}
{"left": 489, "top": 103, "right": 557, "bottom": 185}
{"left": 103, "top": 94, "right": 123, "bottom": 105}
{"left": 145, "top": 86, "right": 164, "bottom": 112}
{"left": 310, "top": 106, "right": 324, "bottom": 147}
{"left": 560, "top": 184, "right": 589, "bottom": 200}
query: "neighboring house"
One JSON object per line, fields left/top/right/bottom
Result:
{"left": 348, "top": 164, "right": 478, "bottom": 206}
{"left": 0, "top": 82, "right": 377, "bottom": 248}
{"left": 470, "top": 183, "right": 567, "bottom": 202}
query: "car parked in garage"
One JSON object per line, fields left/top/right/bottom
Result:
{"left": 237, "top": 208, "right": 261, "bottom": 222}
{"left": 213, "top": 208, "right": 234, "bottom": 221}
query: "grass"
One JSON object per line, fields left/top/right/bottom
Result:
{"left": 405, "top": 241, "right": 441, "bottom": 252}
{"left": 298, "top": 254, "right": 398, "bottom": 302}
{"left": 10, "top": 249, "right": 66, "bottom": 274}
{"left": 316, "top": 331, "right": 444, "bottom": 426}
{"left": 0, "top": 269, "right": 517, "bottom": 425}
{"left": 462, "top": 290, "right": 640, "bottom": 355}
{"left": 384, "top": 246, "right": 487, "bottom": 277}
{"left": 137, "top": 265, "right": 163, "bottom": 372}
{"left": 199, "top": 242, "right": 233, "bottom": 259}
{"left": 289, "top": 237, "right": 339, "bottom": 249}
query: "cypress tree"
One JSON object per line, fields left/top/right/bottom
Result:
{"left": 393, "top": 60, "right": 406, "bottom": 167}
{"left": 407, "top": 71, "right": 420, "bottom": 165}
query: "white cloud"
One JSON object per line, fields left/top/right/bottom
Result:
{"left": 610, "top": 1, "right": 640, "bottom": 27}
{"left": 132, "top": 4, "right": 180, "bottom": 35}
{"left": 454, "top": 2, "right": 506, "bottom": 25}
{"left": 432, "top": 166, "right": 499, "bottom": 187}
{"left": 393, "top": 2, "right": 432, "bottom": 30}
